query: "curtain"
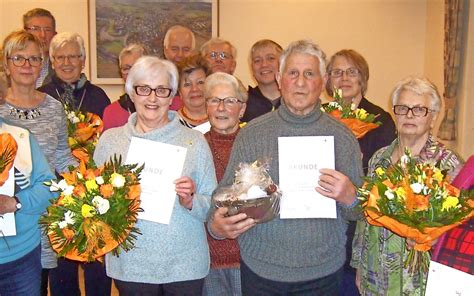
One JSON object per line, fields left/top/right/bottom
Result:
{"left": 438, "top": 0, "right": 468, "bottom": 140}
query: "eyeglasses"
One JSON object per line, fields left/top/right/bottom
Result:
{"left": 25, "top": 26, "right": 55, "bottom": 33}
{"left": 7, "top": 56, "right": 43, "bottom": 67}
{"left": 329, "top": 68, "right": 360, "bottom": 78}
{"left": 54, "top": 55, "right": 83, "bottom": 64}
{"left": 207, "top": 97, "right": 242, "bottom": 107}
{"left": 393, "top": 105, "right": 434, "bottom": 117}
{"left": 134, "top": 85, "right": 172, "bottom": 98}
{"left": 207, "top": 51, "right": 232, "bottom": 60}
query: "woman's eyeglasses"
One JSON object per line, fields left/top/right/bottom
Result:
{"left": 7, "top": 55, "right": 43, "bottom": 67}
{"left": 134, "top": 85, "right": 172, "bottom": 98}
{"left": 393, "top": 105, "right": 434, "bottom": 117}
{"left": 206, "top": 97, "right": 243, "bottom": 107}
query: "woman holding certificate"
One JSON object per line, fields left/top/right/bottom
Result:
{"left": 93, "top": 56, "right": 217, "bottom": 295}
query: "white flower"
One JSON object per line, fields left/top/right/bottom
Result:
{"left": 62, "top": 185, "right": 75, "bottom": 197}
{"left": 95, "top": 176, "right": 104, "bottom": 185}
{"left": 64, "top": 210, "right": 75, "bottom": 225}
{"left": 76, "top": 172, "right": 84, "bottom": 180}
{"left": 58, "top": 221, "right": 68, "bottom": 229}
{"left": 400, "top": 155, "right": 409, "bottom": 167}
{"left": 410, "top": 182, "right": 424, "bottom": 194}
{"left": 72, "top": 117, "right": 80, "bottom": 124}
{"left": 384, "top": 189, "right": 395, "bottom": 200}
{"left": 110, "top": 173, "right": 126, "bottom": 188}
{"left": 92, "top": 196, "right": 110, "bottom": 215}
{"left": 350, "top": 103, "right": 357, "bottom": 111}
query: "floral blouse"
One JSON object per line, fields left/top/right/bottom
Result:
{"left": 351, "top": 134, "right": 463, "bottom": 296}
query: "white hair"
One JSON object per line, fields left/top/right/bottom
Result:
{"left": 279, "top": 39, "right": 326, "bottom": 76}
{"left": 49, "top": 32, "right": 86, "bottom": 61}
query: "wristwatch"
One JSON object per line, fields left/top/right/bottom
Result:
{"left": 13, "top": 196, "right": 22, "bottom": 211}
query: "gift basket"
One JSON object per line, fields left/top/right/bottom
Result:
{"left": 214, "top": 160, "right": 281, "bottom": 223}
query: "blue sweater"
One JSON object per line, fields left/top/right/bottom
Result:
{"left": 0, "top": 119, "right": 56, "bottom": 264}
{"left": 93, "top": 111, "right": 217, "bottom": 284}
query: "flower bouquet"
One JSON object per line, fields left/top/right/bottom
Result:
{"left": 322, "top": 88, "right": 381, "bottom": 138}
{"left": 65, "top": 104, "right": 103, "bottom": 163}
{"left": 357, "top": 149, "right": 474, "bottom": 273}
{"left": 0, "top": 133, "right": 17, "bottom": 186}
{"left": 40, "top": 156, "right": 143, "bottom": 262}
{"left": 213, "top": 159, "right": 281, "bottom": 223}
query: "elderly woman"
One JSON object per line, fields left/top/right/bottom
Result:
{"left": 0, "top": 30, "right": 77, "bottom": 295}
{"left": 176, "top": 54, "right": 209, "bottom": 129}
{"left": 0, "top": 70, "right": 56, "bottom": 296}
{"left": 351, "top": 77, "right": 463, "bottom": 295}
{"left": 103, "top": 43, "right": 147, "bottom": 131}
{"left": 93, "top": 56, "right": 217, "bottom": 295}
{"left": 38, "top": 32, "right": 110, "bottom": 118}
{"left": 325, "top": 49, "right": 397, "bottom": 295}
{"left": 202, "top": 72, "right": 247, "bottom": 296}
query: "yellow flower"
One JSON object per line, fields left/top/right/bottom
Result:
{"left": 395, "top": 187, "right": 406, "bottom": 199}
{"left": 85, "top": 179, "right": 98, "bottom": 191}
{"left": 81, "top": 204, "right": 96, "bottom": 218}
{"left": 442, "top": 196, "right": 459, "bottom": 211}
{"left": 79, "top": 113, "right": 86, "bottom": 121}
{"left": 68, "top": 137, "right": 78, "bottom": 146}
{"left": 62, "top": 195, "right": 76, "bottom": 206}
{"left": 375, "top": 167, "right": 385, "bottom": 177}
{"left": 110, "top": 172, "right": 126, "bottom": 188}
{"left": 432, "top": 168, "right": 444, "bottom": 182}
{"left": 355, "top": 108, "right": 368, "bottom": 120}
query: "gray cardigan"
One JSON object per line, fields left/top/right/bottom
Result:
{"left": 216, "top": 100, "right": 364, "bottom": 282}
{"left": 94, "top": 111, "right": 217, "bottom": 284}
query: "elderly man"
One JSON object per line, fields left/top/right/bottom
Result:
{"left": 208, "top": 40, "right": 363, "bottom": 295}
{"left": 242, "top": 39, "right": 283, "bottom": 122}
{"left": 200, "top": 38, "right": 236, "bottom": 74}
{"left": 163, "top": 25, "right": 195, "bottom": 64}
{"left": 23, "top": 8, "right": 57, "bottom": 87}
{"left": 102, "top": 43, "right": 147, "bottom": 130}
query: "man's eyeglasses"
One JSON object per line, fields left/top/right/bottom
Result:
{"left": 207, "top": 97, "right": 242, "bottom": 107}
{"left": 7, "top": 56, "right": 43, "bottom": 67}
{"left": 207, "top": 51, "right": 232, "bottom": 60}
{"left": 25, "top": 26, "right": 55, "bottom": 33}
{"left": 134, "top": 85, "right": 172, "bottom": 98}
{"left": 54, "top": 55, "right": 83, "bottom": 64}
{"left": 329, "top": 68, "right": 359, "bottom": 78}
{"left": 393, "top": 105, "right": 434, "bottom": 117}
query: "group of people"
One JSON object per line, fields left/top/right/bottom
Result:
{"left": 0, "top": 6, "right": 471, "bottom": 296}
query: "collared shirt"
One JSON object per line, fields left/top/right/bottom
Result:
{"left": 36, "top": 57, "right": 50, "bottom": 88}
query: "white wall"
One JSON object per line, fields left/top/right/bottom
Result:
{"left": 1, "top": 0, "right": 471, "bottom": 157}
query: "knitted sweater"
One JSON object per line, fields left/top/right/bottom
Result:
{"left": 93, "top": 111, "right": 217, "bottom": 284}
{"left": 216, "top": 100, "right": 363, "bottom": 282}
{"left": 204, "top": 128, "right": 241, "bottom": 269}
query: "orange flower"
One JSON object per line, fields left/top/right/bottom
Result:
{"left": 329, "top": 109, "right": 342, "bottom": 118}
{"left": 84, "top": 169, "right": 97, "bottom": 180}
{"left": 73, "top": 184, "right": 86, "bottom": 198}
{"left": 0, "top": 133, "right": 18, "bottom": 186}
{"left": 127, "top": 184, "right": 141, "bottom": 200}
{"left": 100, "top": 184, "right": 114, "bottom": 198}
{"left": 62, "top": 228, "right": 75, "bottom": 241}
{"left": 62, "top": 171, "right": 77, "bottom": 184}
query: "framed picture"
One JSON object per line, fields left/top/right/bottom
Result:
{"left": 88, "top": 0, "right": 218, "bottom": 84}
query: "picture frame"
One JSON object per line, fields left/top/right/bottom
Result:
{"left": 88, "top": 0, "right": 218, "bottom": 84}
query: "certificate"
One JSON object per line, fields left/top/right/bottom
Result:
{"left": 278, "top": 136, "right": 336, "bottom": 219}
{"left": 425, "top": 260, "right": 474, "bottom": 295}
{"left": 0, "top": 167, "right": 16, "bottom": 236}
{"left": 126, "top": 137, "right": 187, "bottom": 224}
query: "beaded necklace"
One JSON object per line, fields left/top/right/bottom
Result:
{"left": 179, "top": 107, "right": 208, "bottom": 125}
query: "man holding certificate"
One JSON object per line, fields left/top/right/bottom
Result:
{"left": 208, "top": 40, "right": 363, "bottom": 295}
{"left": 94, "top": 56, "right": 217, "bottom": 295}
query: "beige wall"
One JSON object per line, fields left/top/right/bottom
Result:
{"left": 1, "top": 0, "right": 471, "bottom": 157}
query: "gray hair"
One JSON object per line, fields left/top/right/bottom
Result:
{"left": 125, "top": 56, "right": 179, "bottom": 98}
{"left": 200, "top": 38, "right": 237, "bottom": 59}
{"left": 391, "top": 77, "right": 441, "bottom": 112}
{"left": 204, "top": 72, "right": 248, "bottom": 103}
{"left": 118, "top": 43, "right": 147, "bottom": 66}
{"left": 163, "top": 25, "right": 196, "bottom": 50}
{"left": 49, "top": 32, "right": 86, "bottom": 61}
{"left": 279, "top": 39, "right": 326, "bottom": 76}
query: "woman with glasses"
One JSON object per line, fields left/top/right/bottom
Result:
{"left": 176, "top": 55, "right": 210, "bottom": 130}
{"left": 0, "top": 30, "right": 77, "bottom": 296}
{"left": 93, "top": 56, "right": 217, "bottom": 295}
{"left": 38, "top": 32, "right": 110, "bottom": 118}
{"left": 326, "top": 49, "right": 397, "bottom": 296}
{"left": 351, "top": 77, "right": 463, "bottom": 295}
{"left": 202, "top": 72, "right": 247, "bottom": 296}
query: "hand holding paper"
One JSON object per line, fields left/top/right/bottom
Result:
{"left": 316, "top": 168, "right": 357, "bottom": 206}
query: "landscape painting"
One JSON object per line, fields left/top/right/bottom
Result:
{"left": 89, "top": 0, "right": 217, "bottom": 84}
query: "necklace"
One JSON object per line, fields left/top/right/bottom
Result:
{"left": 8, "top": 104, "right": 41, "bottom": 119}
{"left": 179, "top": 107, "right": 208, "bottom": 124}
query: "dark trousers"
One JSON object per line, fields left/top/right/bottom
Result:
{"left": 241, "top": 260, "right": 342, "bottom": 296}
{"left": 0, "top": 245, "right": 42, "bottom": 296}
{"left": 49, "top": 258, "right": 111, "bottom": 296}
{"left": 114, "top": 278, "right": 204, "bottom": 296}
